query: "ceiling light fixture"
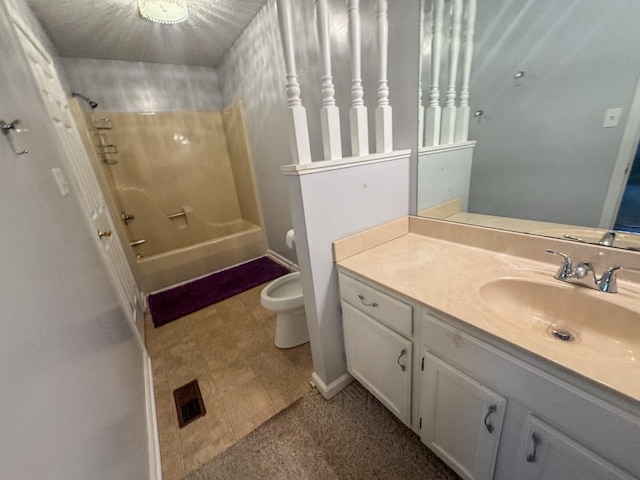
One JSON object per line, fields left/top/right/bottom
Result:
{"left": 138, "top": 0, "right": 188, "bottom": 25}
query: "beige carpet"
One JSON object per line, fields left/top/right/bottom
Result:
{"left": 184, "top": 381, "right": 460, "bottom": 480}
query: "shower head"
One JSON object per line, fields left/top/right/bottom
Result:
{"left": 71, "top": 92, "right": 99, "bottom": 109}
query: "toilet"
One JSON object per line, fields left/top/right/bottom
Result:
{"left": 260, "top": 271, "right": 309, "bottom": 348}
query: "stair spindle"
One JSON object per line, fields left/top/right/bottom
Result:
{"left": 348, "top": 0, "right": 369, "bottom": 156}
{"left": 454, "top": 0, "right": 477, "bottom": 143}
{"left": 440, "top": 0, "right": 462, "bottom": 145}
{"left": 424, "top": 0, "right": 444, "bottom": 146}
{"left": 316, "top": 0, "right": 342, "bottom": 160}
{"left": 276, "top": 0, "right": 312, "bottom": 164}
{"left": 375, "top": 0, "right": 392, "bottom": 153}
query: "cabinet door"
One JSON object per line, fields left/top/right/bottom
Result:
{"left": 342, "top": 301, "right": 412, "bottom": 425}
{"left": 514, "top": 416, "right": 635, "bottom": 480}
{"left": 421, "top": 352, "right": 506, "bottom": 480}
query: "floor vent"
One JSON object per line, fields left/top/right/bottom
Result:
{"left": 173, "top": 379, "right": 206, "bottom": 428}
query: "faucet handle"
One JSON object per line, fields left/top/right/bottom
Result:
{"left": 546, "top": 249, "right": 573, "bottom": 280}
{"left": 599, "top": 265, "right": 640, "bottom": 293}
{"left": 563, "top": 234, "right": 585, "bottom": 243}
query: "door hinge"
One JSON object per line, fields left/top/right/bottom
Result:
{"left": 421, "top": 357, "right": 424, "bottom": 371}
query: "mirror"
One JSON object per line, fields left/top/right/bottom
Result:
{"left": 417, "top": 0, "right": 640, "bottom": 251}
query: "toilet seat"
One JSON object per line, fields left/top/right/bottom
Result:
{"left": 260, "top": 272, "right": 304, "bottom": 311}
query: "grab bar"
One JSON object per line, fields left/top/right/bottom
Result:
{"left": 92, "top": 117, "right": 112, "bottom": 129}
{"left": 168, "top": 210, "right": 187, "bottom": 220}
{"left": 129, "top": 239, "right": 146, "bottom": 247}
{"left": 96, "top": 136, "right": 118, "bottom": 164}
{"left": 96, "top": 143, "right": 118, "bottom": 154}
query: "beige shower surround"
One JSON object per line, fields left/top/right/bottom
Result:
{"left": 104, "top": 109, "right": 240, "bottom": 254}
{"left": 72, "top": 99, "right": 267, "bottom": 293}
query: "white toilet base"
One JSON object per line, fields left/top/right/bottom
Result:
{"left": 274, "top": 307, "right": 309, "bottom": 349}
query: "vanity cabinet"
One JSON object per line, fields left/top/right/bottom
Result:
{"left": 421, "top": 310, "right": 640, "bottom": 480}
{"left": 338, "top": 270, "right": 640, "bottom": 480}
{"left": 420, "top": 352, "right": 506, "bottom": 480}
{"left": 339, "top": 273, "right": 413, "bottom": 426}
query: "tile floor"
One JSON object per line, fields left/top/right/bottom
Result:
{"left": 145, "top": 283, "right": 314, "bottom": 480}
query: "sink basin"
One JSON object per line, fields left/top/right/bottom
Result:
{"left": 478, "top": 278, "right": 640, "bottom": 362}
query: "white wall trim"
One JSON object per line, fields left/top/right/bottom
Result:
{"left": 281, "top": 149, "right": 411, "bottom": 176}
{"left": 600, "top": 75, "right": 640, "bottom": 229}
{"left": 266, "top": 249, "right": 299, "bottom": 271}
{"left": 311, "top": 371, "right": 354, "bottom": 399}
{"left": 418, "top": 140, "right": 476, "bottom": 155}
{"left": 144, "top": 352, "right": 162, "bottom": 480}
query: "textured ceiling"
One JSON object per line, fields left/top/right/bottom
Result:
{"left": 26, "top": 0, "right": 270, "bottom": 67}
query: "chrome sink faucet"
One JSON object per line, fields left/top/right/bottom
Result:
{"left": 563, "top": 230, "right": 616, "bottom": 246}
{"left": 598, "top": 231, "right": 617, "bottom": 246}
{"left": 546, "top": 249, "right": 640, "bottom": 293}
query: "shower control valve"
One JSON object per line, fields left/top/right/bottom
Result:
{"left": 120, "top": 212, "right": 135, "bottom": 225}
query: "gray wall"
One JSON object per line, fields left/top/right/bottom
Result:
{"left": 465, "top": 0, "right": 640, "bottom": 227}
{"left": 217, "top": 0, "right": 293, "bottom": 261}
{"left": 218, "top": 0, "right": 420, "bottom": 262}
{"left": 59, "top": 1, "right": 421, "bottom": 265}
{"left": 61, "top": 57, "right": 223, "bottom": 112}
{"left": 0, "top": 1, "right": 150, "bottom": 478}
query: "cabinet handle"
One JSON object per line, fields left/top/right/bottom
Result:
{"left": 358, "top": 294, "right": 378, "bottom": 307}
{"left": 484, "top": 405, "right": 497, "bottom": 433}
{"left": 526, "top": 433, "right": 541, "bottom": 463}
{"left": 397, "top": 349, "right": 407, "bottom": 371}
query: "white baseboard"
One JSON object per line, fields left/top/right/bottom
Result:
{"left": 144, "top": 352, "right": 162, "bottom": 480}
{"left": 267, "top": 249, "right": 298, "bottom": 272}
{"left": 310, "top": 371, "right": 354, "bottom": 400}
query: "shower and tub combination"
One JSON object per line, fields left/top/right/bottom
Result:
{"left": 71, "top": 99, "right": 267, "bottom": 293}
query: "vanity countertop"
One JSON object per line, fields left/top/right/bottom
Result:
{"left": 335, "top": 216, "right": 640, "bottom": 403}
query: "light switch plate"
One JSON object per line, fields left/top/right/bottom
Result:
{"left": 602, "top": 107, "right": 623, "bottom": 128}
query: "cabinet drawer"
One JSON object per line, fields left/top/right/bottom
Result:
{"left": 339, "top": 273, "right": 412, "bottom": 337}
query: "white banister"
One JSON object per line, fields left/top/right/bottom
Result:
{"left": 375, "top": 0, "right": 392, "bottom": 153}
{"left": 418, "top": 1, "right": 433, "bottom": 148}
{"left": 440, "top": 0, "right": 463, "bottom": 145}
{"left": 316, "top": 0, "right": 342, "bottom": 160}
{"left": 424, "top": 0, "right": 444, "bottom": 146}
{"left": 348, "top": 0, "right": 369, "bottom": 156}
{"left": 276, "top": 0, "right": 312, "bottom": 164}
{"left": 454, "top": 0, "right": 477, "bottom": 143}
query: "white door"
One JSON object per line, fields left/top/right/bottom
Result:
{"left": 342, "top": 301, "right": 413, "bottom": 425}
{"left": 421, "top": 352, "right": 506, "bottom": 480}
{"left": 6, "top": 0, "right": 144, "bottom": 342}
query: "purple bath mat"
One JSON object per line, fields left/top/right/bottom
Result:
{"left": 148, "top": 256, "right": 289, "bottom": 328}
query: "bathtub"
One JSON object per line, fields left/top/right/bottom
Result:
{"left": 137, "top": 220, "right": 267, "bottom": 293}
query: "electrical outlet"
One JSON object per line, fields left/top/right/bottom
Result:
{"left": 602, "top": 107, "right": 623, "bottom": 128}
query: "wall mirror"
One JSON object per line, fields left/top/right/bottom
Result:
{"left": 417, "top": 0, "right": 640, "bottom": 251}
